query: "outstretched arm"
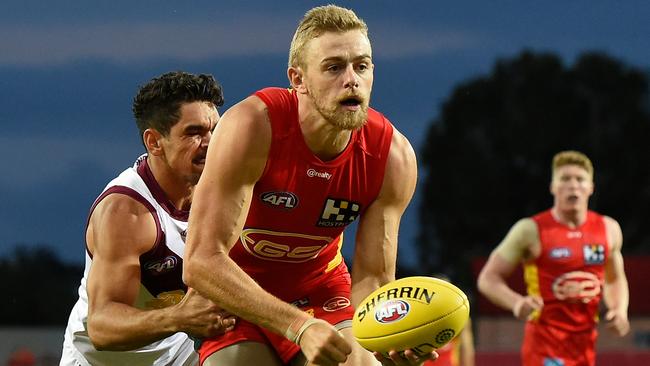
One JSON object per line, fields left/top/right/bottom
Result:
{"left": 351, "top": 129, "right": 426, "bottom": 365}
{"left": 351, "top": 129, "right": 416, "bottom": 313}
{"left": 602, "top": 216, "right": 630, "bottom": 336}
{"left": 477, "top": 218, "right": 543, "bottom": 320}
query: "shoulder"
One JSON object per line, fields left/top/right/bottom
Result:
{"left": 217, "top": 94, "right": 272, "bottom": 144}
{"left": 602, "top": 215, "right": 623, "bottom": 252}
{"left": 388, "top": 128, "right": 416, "bottom": 171}
{"left": 378, "top": 128, "right": 417, "bottom": 206}
{"left": 88, "top": 191, "right": 158, "bottom": 256}
{"left": 494, "top": 217, "right": 539, "bottom": 262}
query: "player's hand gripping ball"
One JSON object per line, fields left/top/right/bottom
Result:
{"left": 352, "top": 276, "right": 470, "bottom": 357}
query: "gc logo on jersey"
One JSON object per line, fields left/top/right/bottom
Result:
{"left": 317, "top": 198, "right": 360, "bottom": 227}
{"left": 583, "top": 244, "right": 605, "bottom": 265}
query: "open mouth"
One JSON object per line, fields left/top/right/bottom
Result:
{"left": 567, "top": 194, "right": 579, "bottom": 203}
{"left": 340, "top": 96, "right": 362, "bottom": 109}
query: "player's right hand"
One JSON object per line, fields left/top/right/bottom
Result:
{"left": 512, "top": 295, "right": 543, "bottom": 320}
{"left": 175, "top": 287, "right": 236, "bottom": 338}
{"left": 298, "top": 319, "right": 352, "bottom": 365}
{"left": 374, "top": 349, "right": 439, "bottom": 365}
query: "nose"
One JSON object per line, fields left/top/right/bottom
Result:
{"left": 343, "top": 64, "right": 359, "bottom": 89}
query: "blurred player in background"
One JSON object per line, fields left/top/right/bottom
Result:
{"left": 60, "top": 71, "right": 235, "bottom": 366}
{"left": 424, "top": 275, "right": 475, "bottom": 366}
{"left": 477, "top": 150, "right": 629, "bottom": 366}
{"left": 183, "top": 5, "right": 433, "bottom": 366}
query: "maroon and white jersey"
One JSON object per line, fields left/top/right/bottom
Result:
{"left": 61, "top": 154, "right": 197, "bottom": 366}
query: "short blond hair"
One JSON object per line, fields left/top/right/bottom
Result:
{"left": 288, "top": 5, "right": 368, "bottom": 68}
{"left": 552, "top": 150, "right": 594, "bottom": 178}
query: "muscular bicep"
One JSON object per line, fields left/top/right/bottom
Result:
{"left": 87, "top": 194, "right": 158, "bottom": 312}
{"left": 604, "top": 216, "right": 625, "bottom": 283}
{"left": 186, "top": 96, "right": 270, "bottom": 257}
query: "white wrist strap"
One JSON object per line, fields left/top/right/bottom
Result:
{"left": 285, "top": 317, "right": 320, "bottom": 344}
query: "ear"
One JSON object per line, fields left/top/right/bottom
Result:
{"left": 143, "top": 129, "right": 164, "bottom": 156}
{"left": 287, "top": 66, "right": 307, "bottom": 93}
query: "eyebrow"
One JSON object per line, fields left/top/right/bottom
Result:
{"left": 320, "top": 54, "right": 372, "bottom": 64}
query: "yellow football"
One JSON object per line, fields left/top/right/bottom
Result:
{"left": 352, "top": 276, "right": 470, "bottom": 357}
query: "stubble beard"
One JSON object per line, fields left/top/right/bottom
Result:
{"left": 310, "top": 91, "right": 369, "bottom": 130}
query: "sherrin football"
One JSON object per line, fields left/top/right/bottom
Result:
{"left": 352, "top": 276, "right": 470, "bottom": 357}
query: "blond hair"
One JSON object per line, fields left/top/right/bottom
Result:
{"left": 288, "top": 5, "right": 368, "bottom": 68}
{"left": 552, "top": 150, "right": 594, "bottom": 178}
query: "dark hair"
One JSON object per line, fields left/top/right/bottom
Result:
{"left": 132, "top": 71, "right": 224, "bottom": 145}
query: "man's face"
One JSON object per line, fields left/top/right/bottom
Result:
{"left": 158, "top": 101, "right": 219, "bottom": 185}
{"left": 300, "top": 30, "right": 374, "bottom": 130}
{"left": 550, "top": 164, "right": 594, "bottom": 212}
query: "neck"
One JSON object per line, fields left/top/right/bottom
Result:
{"left": 298, "top": 97, "right": 352, "bottom": 161}
{"left": 551, "top": 206, "right": 587, "bottom": 228}
{"left": 147, "top": 156, "right": 194, "bottom": 211}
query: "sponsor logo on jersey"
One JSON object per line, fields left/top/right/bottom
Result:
{"left": 375, "top": 300, "right": 410, "bottom": 323}
{"left": 583, "top": 244, "right": 605, "bottom": 265}
{"left": 307, "top": 168, "right": 332, "bottom": 180}
{"left": 145, "top": 255, "right": 178, "bottom": 275}
{"left": 317, "top": 198, "right": 360, "bottom": 227}
{"left": 323, "top": 296, "right": 351, "bottom": 312}
{"left": 240, "top": 229, "right": 332, "bottom": 263}
{"left": 260, "top": 191, "right": 298, "bottom": 209}
{"left": 549, "top": 247, "right": 571, "bottom": 259}
{"left": 567, "top": 231, "right": 582, "bottom": 239}
{"left": 551, "top": 271, "right": 601, "bottom": 303}
{"left": 543, "top": 357, "right": 565, "bottom": 366}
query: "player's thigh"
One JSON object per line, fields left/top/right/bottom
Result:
{"left": 289, "top": 325, "right": 380, "bottom": 366}
{"left": 203, "top": 341, "right": 284, "bottom": 366}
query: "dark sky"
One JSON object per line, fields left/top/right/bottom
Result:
{"left": 1, "top": 0, "right": 649, "bottom": 267}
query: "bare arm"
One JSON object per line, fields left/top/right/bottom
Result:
{"left": 602, "top": 216, "right": 630, "bottom": 336}
{"left": 354, "top": 129, "right": 430, "bottom": 365}
{"left": 351, "top": 129, "right": 416, "bottom": 307}
{"left": 477, "top": 218, "right": 543, "bottom": 319}
{"left": 87, "top": 194, "right": 230, "bottom": 350}
{"left": 184, "top": 96, "right": 351, "bottom": 364}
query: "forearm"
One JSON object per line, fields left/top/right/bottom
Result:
{"left": 604, "top": 277, "right": 629, "bottom": 313}
{"left": 87, "top": 302, "right": 178, "bottom": 351}
{"left": 184, "top": 253, "right": 305, "bottom": 337}
{"left": 477, "top": 274, "right": 523, "bottom": 312}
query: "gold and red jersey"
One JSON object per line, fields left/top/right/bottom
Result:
{"left": 524, "top": 209, "right": 609, "bottom": 332}
{"left": 227, "top": 87, "right": 393, "bottom": 300}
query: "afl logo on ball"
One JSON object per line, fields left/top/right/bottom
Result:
{"left": 374, "top": 300, "right": 410, "bottom": 323}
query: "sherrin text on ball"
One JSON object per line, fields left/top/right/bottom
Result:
{"left": 352, "top": 276, "right": 470, "bottom": 357}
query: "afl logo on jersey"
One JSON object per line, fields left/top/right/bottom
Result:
{"left": 261, "top": 191, "right": 298, "bottom": 209}
{"left": 145, "top": 256, "right": 178, "bottom": 275}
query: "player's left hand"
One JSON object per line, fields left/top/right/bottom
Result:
{"left": 373, "top": 349, "right": 438, "bottom": 365}
{"left": 604, "top": 308, "right": 630, "bottom": 337}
